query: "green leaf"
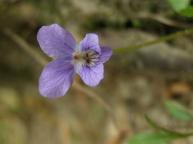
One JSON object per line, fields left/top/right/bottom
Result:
{"left": 180, "top": 6, "right": 193, "bottom": 17}
{"left": 165, "top": 100, "right": 193, "bottom": 121}
{"left": 128, "top": 115, "right": 193, "bottom": 144}
{"left": 128, "top": 131, "right": 181, "bottom": 144}
{"left": 168, "top": 0, "right": 190, "bottom": 12}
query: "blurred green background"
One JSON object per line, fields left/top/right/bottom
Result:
{"left": 1, "top": 0, "right": 193, "bottom": 144}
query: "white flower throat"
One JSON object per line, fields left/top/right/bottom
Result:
{"left": 72, "top": 45, "right": 99, "bottom": 73}
{"left": 73, "top": 50, "right": 99, "bottom": 66}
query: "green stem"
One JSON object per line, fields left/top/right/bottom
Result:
{"left": 114, "top": 28, "right": 193, "bottom": 54}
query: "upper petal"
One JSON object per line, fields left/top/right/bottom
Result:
{"left": 100, "top": 46, "right": 112, "bottom": 63}
{"left": 37, "top": 24, "right": 76, "bottom": 58}
{"left": 80, "top": 33, "right": 101, "bottom": 53}
{"left": 39, "top": 58, "right": 75, "bottom": 98}
{"left": 78, "top": 64, "right": 104, "bottom": 87}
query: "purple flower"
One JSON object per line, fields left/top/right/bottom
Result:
{"left": 37, "top": 24, "right": 112, "bottom": 98}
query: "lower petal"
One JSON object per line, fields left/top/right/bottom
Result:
{"left": 78, "top": 64, "right": 104, "bottom": 87}
{"left": 39, "top": 58, "right": 75, "bottom": 98}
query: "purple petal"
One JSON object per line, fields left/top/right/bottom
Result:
{"left": 37, "top": 24, "right": 76, "bottom": 58}
{"left": 80, "top": 33, "right": 101, "bottom": 53}
{"left": 39, "top": 58, "right": 75, "bottom": 98}
{"left": 100, "top": 46, "right": 112, "bottom": 63}
{"left": 78, "top": 64, "right": 104, "bottom": 87}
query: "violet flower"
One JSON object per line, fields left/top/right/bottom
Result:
{"left": 37, "top": 24, "right": 112, "bottom": 98}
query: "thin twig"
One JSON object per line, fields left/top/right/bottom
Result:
{"left": 4, "top": 29, "right": 47, "bottom": 66}
{"left": 136, "top": 12, "right": 191, "bottom": 28}
{"left": 73, "top": 82, "right": 119, "bottom": 130}
{"left": 115, "top": 27, "right": 193, "bottom": 54}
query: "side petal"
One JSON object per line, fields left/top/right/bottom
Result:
{"left": 37, "top": 24, "right": 76, "bottom": 58}
{"left": 78, "top": 64, "right": 104, "bottom": 87}
{"left": 100, "top": 46, "right": 112, "bottom": 63}
{"left": 80, "top": 33, "right": 101, "bottom": 53}
{"left": 39, "top": 59, "right": 75, "bottom": 98}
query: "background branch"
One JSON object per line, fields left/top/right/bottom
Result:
{"left": 136, "top": 12, "right": 192, "bottom": 28}
{"left": 115, "top": 27, "right": 193, "bottom": 54}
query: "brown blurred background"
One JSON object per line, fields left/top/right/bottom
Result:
{"left": 1, "top": 0, "right": 193, "bottom": 144}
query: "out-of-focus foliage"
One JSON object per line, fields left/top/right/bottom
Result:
{"left": 180, "top": 7, "right": 193, "bottom": 17}
{"left": 168, "top": 0, "right": 190, "bottom": 12}
{"left": 168, "top": 0, "right": 193, "bottom": 17}
{"left": 1, "top": 0, "right": 193, "bottom": 144}
{"left": 165, "top": 100, "right": 193, "bottom": 121}
{"left": 128, "top": 132, "right": 181, "bottom": 144}
{"left": 128, "top": 115, "right": 193, "bottom": 144}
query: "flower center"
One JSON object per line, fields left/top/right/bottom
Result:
{"left": 72, "top": 50, "right": 99, "bottom": 66}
